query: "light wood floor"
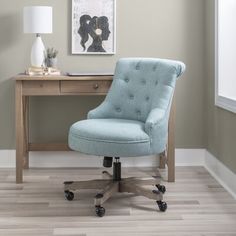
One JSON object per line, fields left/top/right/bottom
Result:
{"left": 0, "top": 166, "right": 236, "bottom": 236}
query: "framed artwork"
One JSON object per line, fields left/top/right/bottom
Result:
{"left": 72, "top": 0, "right": 116, "bottom": 55}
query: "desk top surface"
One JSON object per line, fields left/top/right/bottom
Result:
{"left": 14, "top": 74, "right": 114, "bottom": 81}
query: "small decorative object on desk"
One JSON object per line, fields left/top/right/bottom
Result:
{"left": 45, "top": 47, "right": 58, "bottom": 68}
{"left": 26, "top": 66, "right": 61, "bottom": 76}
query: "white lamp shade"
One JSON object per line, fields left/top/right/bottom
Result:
{"left": 24, "top": 6, "right": 52, "bottom": 34}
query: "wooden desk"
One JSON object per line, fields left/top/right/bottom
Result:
{"left": 15, "top": 75, "right": 175, "bottom": 183}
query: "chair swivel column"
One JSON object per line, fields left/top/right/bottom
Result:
{"left": 113, "top": 157, "right": 121, "bottom": 181}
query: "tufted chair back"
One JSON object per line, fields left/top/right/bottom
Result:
{"left": 89, "top": 58, "right": 185, "bottom": 123}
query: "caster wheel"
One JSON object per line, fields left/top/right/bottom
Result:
{"left": 95, "top": 206, "right": 105, "bottom": 217}
{"left": 157, "top": 201, "right": 167, "bottom": 212}
{"left": 156, "top": 184, "right": 166, "bottom": 194}
{"left": 64, "top": 190, "right": 74, "bottom": 201}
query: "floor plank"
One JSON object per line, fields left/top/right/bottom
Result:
{"left": 0, "top": 166, "right": 235, "bottom": 236}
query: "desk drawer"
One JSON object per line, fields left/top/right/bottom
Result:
{"left": 22, "top": 80, "right": 60, "bottom": 95}
{"left": 60, "top": 80, "right": 112, "bottom": 94}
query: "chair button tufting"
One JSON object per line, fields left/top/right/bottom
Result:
{"left": 136, "top": 63, "right": 140, "bottom": 70}
{"left": 116, "top": 107, "right": 121, "bottom": 112}
{"left": 124, "top": 77, "right": 129, "bottom": 83}
{"left": 129, "top": 94, "right": 134, "bottom": 100}
{"left": 155, "top": 81, "right": 158, "bottom": 85}
{"left": 135, "top": 109, "right": 141, "bottom": 115}
{"left": 141, "top": 79, "right": 146, "bottom": 85}
{"left": 146, "top": 96, "right": 150, "bottom": 101}
{"left": 153, "top": 65, "right": 158, "bottom": 71}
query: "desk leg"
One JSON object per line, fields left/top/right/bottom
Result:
{"left": 167, "top": 98, "right": 175, "bottom": 182}
{"left": 15, "top": 81, "right": 24, "bottom": 183}
{"left": 159, "top": 151, "right": 166, "bottom": 169}
{"left": 23, "top": 96, "right": 29, "bottom": 169}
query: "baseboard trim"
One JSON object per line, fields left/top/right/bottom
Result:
{"left": 175, "top": 149, "right": 205, "bottom": 166}
{"left": 205, "top": 150, "right": 236, "bottom": 200}
{"left": 0, "top": 150, "right": 16, "bottom": 168}
{"left": 0, "top": 149, "right": 235, "bottom": 199}
{"left": 0, "top": 149, "right": 205, "bottom": 168}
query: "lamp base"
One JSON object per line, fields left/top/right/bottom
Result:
{"left": 31, "top": 35, "right": 45, "bottom": 68}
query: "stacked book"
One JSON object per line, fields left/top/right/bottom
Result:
{"left": 26, "top": 67, "right": 61, "bottom": 76}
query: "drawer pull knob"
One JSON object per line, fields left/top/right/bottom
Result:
{"left": 93, "top": 84, "right": 99, "bottom": 89}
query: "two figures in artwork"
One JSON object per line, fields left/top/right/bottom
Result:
{"left": 78, "top": 15, "right": 111, "bottom": 53}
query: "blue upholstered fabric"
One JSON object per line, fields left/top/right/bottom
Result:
{"left": 69, "top": 119, "right": 150, "bottom": 157}
{"left": 68, "top": 58, "right": 185, "bottom": 157}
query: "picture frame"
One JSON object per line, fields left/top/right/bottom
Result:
{"left": 72, "top": 0, "right": 116, "bottom": 55}
{"left": 215, "top": 0, "right": 236, "bottom": 113}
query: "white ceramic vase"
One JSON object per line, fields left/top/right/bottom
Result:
{"left": 31, "top": 35, "right": 45, "bottom": 68}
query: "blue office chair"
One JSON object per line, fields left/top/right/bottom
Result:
{"left": 64, "top": 58, "right": 185, "bottom": 217}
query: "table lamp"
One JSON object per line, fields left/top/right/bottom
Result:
{"left": 24, "top": 6, "right": 53, "bottom": 68}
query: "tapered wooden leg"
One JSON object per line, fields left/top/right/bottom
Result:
{"left": 121, "top": 182, "right": 163, "bottom": 201}
{"left": 94, "top": 182, "right": 119, "bottom": 206}
{"left": 15, "top": 81, "right": 24, "bottom": 183}
{"left": 102, "top": 170, "right": 112, "bottom": 179}
{"left": 64, "top": 179, "right": 111, "bottom": 191}
{"left": 23, "top": 96, "right": 29, "bottom": 169}
{"left": 159, "top": 151, "right": 166, "bottom": 169}
{"left": 123, "top": 176, "right": 161, "bottom": 186}
{"left": 167, "top": 97, "right": 175, "bottom": 182}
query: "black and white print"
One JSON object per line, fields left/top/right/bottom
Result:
{"left": 72, "top": 0, "right": 116, "bottom": 54}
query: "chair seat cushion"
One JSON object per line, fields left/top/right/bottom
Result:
{"left": 68, "top": 119, "right": 151, "bottom": 157}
